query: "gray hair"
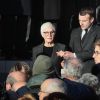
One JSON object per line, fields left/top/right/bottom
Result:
{"left": 40, "top": 22, "right": 56, "bottom": 36}
{"left": 78, "top": 73, "right": 100, "bottom": 95}
{"left": 63, "top": 58, "right": 83, "bottom": 79}
{"left": 78, "top": 73, "right": 99, "bottom": 89}
{"left": 9, "top": 61, "right": 30, "bottom": 73}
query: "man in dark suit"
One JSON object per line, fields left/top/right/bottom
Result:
{"left": 57, "top": 7, "right": 100, "bottom": 74}
{"left": 61, "top": 57, "right": 98, "bottom": 100}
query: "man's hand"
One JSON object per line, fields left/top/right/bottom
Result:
{"left": 56, "top": 50, "right": 65, "bottom": 57}
{"left": 63, "top": 51, "right": 74, "bottom": 59}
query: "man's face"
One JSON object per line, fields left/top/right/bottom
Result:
{"left": 42, "top": 27, "right": 55, "bottom": 44}
{"left": 38, "top": 80, "right": 49, "bottom": 100}
{"left": 79, "top": 14, "right": 94, "bottom": 30}
{"left": 93, "top": 45, "right": 100, "bottom": 64}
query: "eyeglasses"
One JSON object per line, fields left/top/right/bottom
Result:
{"left": 43, "top": 31, "right": 55, "bottom": 35}
{"left": 93, "top": 51, "right": 100, "bottom": 55}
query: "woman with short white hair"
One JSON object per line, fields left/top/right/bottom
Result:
{"left": 32, "top": 22, "right": 66, "bottom": 77}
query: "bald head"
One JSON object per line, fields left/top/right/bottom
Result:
{"left": 39, "top": 78, "right": 67, "bottom": 100}
{"left": 41, "top": 78, "right": 67, "bottom": 93}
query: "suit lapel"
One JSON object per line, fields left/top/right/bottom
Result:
{"left": 81, "top": 31, "right": 89, "bottom": 47}
{"left": 51, "top": 43, "right": 57, "bottom": 59}
{"left": 81, "top": 26, "right": 94, "bottom": 48}
{"left": 78, "top": 29, "right": 83, "bottom": 47}
{"left": 38, "top": 43, "right": 44, "bottom": 54}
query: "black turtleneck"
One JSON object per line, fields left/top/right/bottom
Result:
{"left": 43, "top": 46, "right": 53, "bottom": 57}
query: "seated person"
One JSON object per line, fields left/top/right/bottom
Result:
{"left": 78, "top": 73, "right": 100, "bottom": 96}
{"left": 38, "top": 78, "right": 67, "bottom": 100}
{"left": 27, "top": 55, "right": 56, "bottom": 94}
{"left": 61, "top": 57, "right": 98, "bottom": 100}
{"left": 7, "top": 82, "right": 31, "bottom": 100}
{"left": 6, "top": 61, "right": 31, "bottom": 91}
{"left": 92, "top": 39, "right": 100, "bottom": 81}
{"left": 6, "top": 71, "right": 27, "bottom": 91}
{"left": 32, "top": 22, "right": 66, "bottom": 77}
{"left": 9, "top": 61, "right": 31, "bottom": 79}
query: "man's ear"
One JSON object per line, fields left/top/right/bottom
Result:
{"left": 91, "top": 17, "right": 94, "bottom": 23}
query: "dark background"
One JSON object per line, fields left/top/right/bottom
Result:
{"left": 0, "top": 0, "right": 98, "bottom": 60}
{"left": 0, "top": 0, "right": 100, "bottom": 84}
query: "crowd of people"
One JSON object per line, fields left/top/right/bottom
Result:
{"left": 0, "top": 7, "right": 100, "bottom": 100}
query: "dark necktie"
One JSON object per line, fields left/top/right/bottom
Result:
{"left": 81, "top": 29, "right": 88, "bottom": 43}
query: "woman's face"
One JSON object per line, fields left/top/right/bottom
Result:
{"left": 93, "top": 45, "right": 100, "bottom": 64}
{"left": 42, "top": 27, "right": 55, "bottom": 44}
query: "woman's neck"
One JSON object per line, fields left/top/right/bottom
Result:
{"left": 44, "top": 42, "right": 54, "bottom": 47}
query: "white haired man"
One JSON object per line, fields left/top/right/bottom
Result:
{"left": 61, "top": 58, "right": 83, "bottom": 80}
{"left": 61, "top": 57, "right": 98, "bottom": 100}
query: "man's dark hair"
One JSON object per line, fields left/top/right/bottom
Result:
{"left": 79, "top": 7, "right": 95, "bottom": 18}
{"left": 43, "top": 92, "right": 72, "bottom": 100}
